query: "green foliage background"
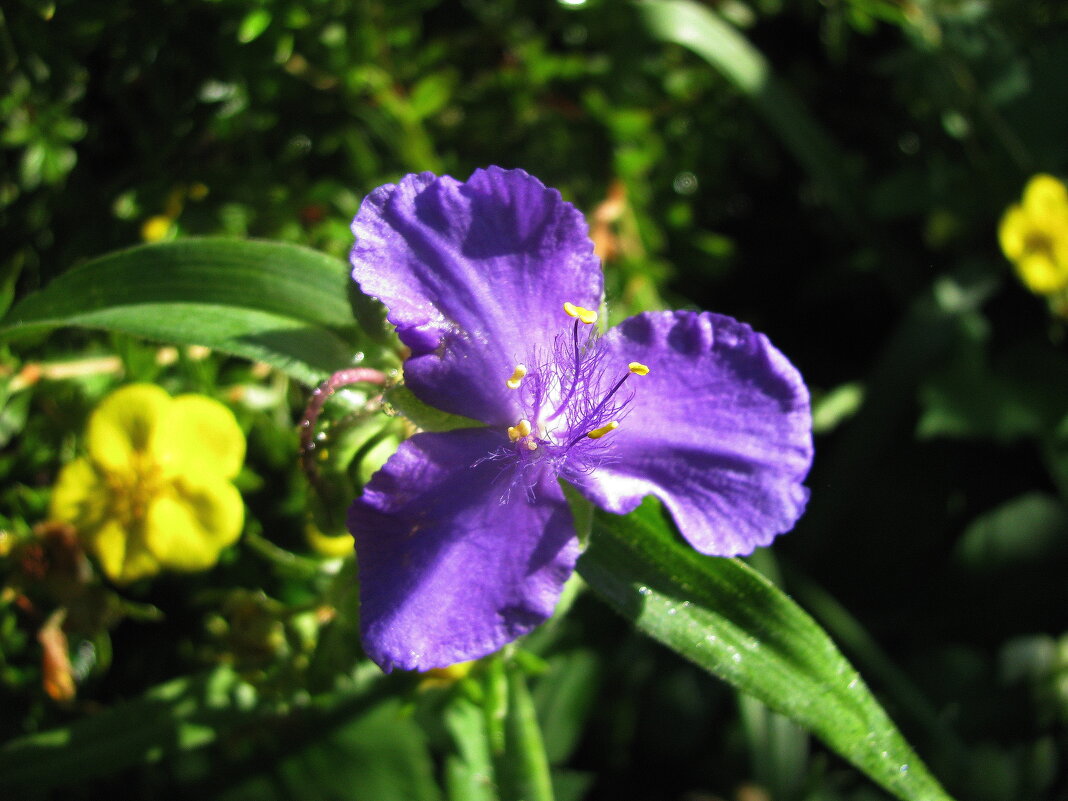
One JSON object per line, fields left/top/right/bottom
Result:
{"left": 2, "top": 0, "right": 1068, "bottom": 799}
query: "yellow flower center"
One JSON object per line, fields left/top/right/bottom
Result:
{"left": 1023, "top": 230, "right": 1056, "bottom": 262}
{"left": 103, "top": 450, "right": 164, "bottom": 527}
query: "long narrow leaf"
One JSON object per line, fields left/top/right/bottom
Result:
{"left": 638, "top": 0, "right": 861, "bottom": 232}
{"left": 0, "top": 239, "right": 363, "bottom": 384}
{"left": 577, "top": 500, "right": 954, "bottom": 801}
{"left": 502, "top": 663, "right": 554, "bottom": 801}
{"left": 0, "top": 666, "right": 393, "bottom": 793}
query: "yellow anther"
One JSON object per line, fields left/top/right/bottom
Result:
{"left": 563, "top": 301, "right": 598, "bottom": 325}
{"left": 507, "top": 419, "right": 532, "bottom": 442}
{"left": 628, "top": 362, "right": 650, "bottom": 376}
{"left": 506, "top": 364, "right": 527, "bottom": 389}
{"left": 525, "top": 440, "right": 538, "bottom": 451}
{"left": 587, "top": 421, "right": 620, "bottom": 439}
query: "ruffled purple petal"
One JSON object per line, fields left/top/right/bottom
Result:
{"left": 569, "top": 311, "right": 813, "bottom": 556}
{"left": 350, "top": 167, "right": 603, "bottom": 426}
{"left": 349, "top": 428, "right": 579, "bottom": 672}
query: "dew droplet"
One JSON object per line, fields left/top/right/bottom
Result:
{"left": 672, "top": 170, "right": 699, "bottom": 195}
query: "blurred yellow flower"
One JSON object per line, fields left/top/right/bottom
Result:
{"left": 305, "top": 523, "right": 354, "bottom": 559}
{"left": 999, "top": 174, "right": 1068, "bottom": 295}
{"left": 419, "top": 659, "right": 476, "bottom": 689}
{"left": 140, "top": 214, "right": 175, "bottom": 243}
{"left": 50, "top": 384, "right": 246, "bottom": 583}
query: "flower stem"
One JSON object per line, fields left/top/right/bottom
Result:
{"left": 485, "top": 657, "right": 554, "bottom": 801}
{"left": 300, "top": 367, "right": 388, "bottom": 482}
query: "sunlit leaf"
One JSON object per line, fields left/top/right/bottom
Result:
{"left": 578, "top": 499, "right": 955, "bottom": 801}
{"left": 0, "top": 239, "right": 363, "bottom": 385}
{"left": 238, "top": 9, "right": 272, "bottom": 44}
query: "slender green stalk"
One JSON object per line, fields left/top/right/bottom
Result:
{"left": 502, "top": 666, "right": 554, "bottom": 801}
{"left": 482, "top": 658, "right": 555, "bottom": 801}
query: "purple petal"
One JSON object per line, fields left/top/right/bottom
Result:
{"left": 350, "top": 167, "right": 603, "bottom": 426}
{"left": 570, "top": 311, "right": 813, "bottom": 556}
{"left": 349, "top": 428, "right": 579, "bottom": 672}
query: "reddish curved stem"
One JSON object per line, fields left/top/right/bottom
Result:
{"left": 300, "top": 368, "right": 388, "bottom": 481}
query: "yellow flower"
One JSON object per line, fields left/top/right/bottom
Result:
{"left": 50, "top": 384, "right": 246, "bottom": 583}
{"left": 999, "top": 174, "right": 1068, "bottom": 295}
{"left": 419, "top": 659, "right": 476, "bottom": 689}
{"left": 140, "top": 214, "right": 176, "bottom": 243}
{"left": 305, "top": 523, "right": 354, "bottom": 559}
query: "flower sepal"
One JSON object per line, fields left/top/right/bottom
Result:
{"left": 384, "top": 384, "right": 481, "bottom": 433}
{"left": 559, "top": 479, "right": 594, "bottom": 547}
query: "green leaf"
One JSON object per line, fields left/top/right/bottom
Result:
{"left": 637, "top": 0, "right": 861, "bottom": 232}
{"left": 0, "top": 664, "right": 394, "bottom": 794}
{"left": 444, "top": 696, "right": 498, "bottom": 801}
{"left": 480, "top": 658, "right": 555, "bottom": 801}
{"left": 0, "top": 666, "right": 256, "bottom": 790}
{"left": 237, "top": 9, "right": 272, "bottom": 44}
{"left": 955, "top": 492, "right": 1068, "bottom": 572}
{"left": 530, "top": 649, "right": 599, "bottom": 765}
{"left": 409, "top": 72, "right": 456, "bottom": 120}
{"left": 217, "top": 699, "right": 442, "bottom": 801}
{"left": 501, "top": 664, "right": 554, "bottom": 801}
{"left": 577, "top": 500, "right": 955, "bottom": 801}
{"left": 737, "top": 693, "right": 809, "bottom": 801}
{"left": 0, "top": 253, "right": 24, "bottom": 319}
{"left": 0, "top": 239, "right": 362, "bottom": 385}
{"left": 385, "top": 384, "right": 482, "bottom": 432}
{"left": 917, "top": 337, "right": 1068, "bottom": 443}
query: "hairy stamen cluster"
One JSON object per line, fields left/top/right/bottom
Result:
{"left": 487, "top": 302, "right": 648, "bottom": 490}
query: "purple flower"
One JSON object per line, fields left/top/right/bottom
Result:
{"left": 348, "top": 167, "right": 813, "bottom": 672}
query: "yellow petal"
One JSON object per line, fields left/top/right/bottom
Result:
{"left": 1023, "top": 174, "right": 1068, "bottom": 218}
{"left": 1017, "top": 252, "right": 1068, "bottom": 295}
{"left": 87, "top": 384, "right": 172, "bottom": 475}
{"left": 306, "top": 524, "right": 355, "bottom": 559}
{"left": 997, "top": 205, "right": 1027, "bottom": 261}
{"left": 152, "top": 395, "right": 245, "bottom": 480}
{"left": 50, "top": 458, "right": 109, "bottom": 529}
{"left": 142, "top": 479, "right": 244, "bottom": 571}
{"left": 85, "top": 517, "right": 160, "bottom": 583}
{"left": 419, "top": 659, "right": 477, "bottom": 689}
{"left": 141, "top": 215, "right": 175, "bottom": 243}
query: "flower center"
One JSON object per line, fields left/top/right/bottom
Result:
{"left": 1024, "top": 230, "right": 1056, "bottom": 261}
{"left": 104, "top": 450, "right": 164, "bottom": 527}
{"left": 498, "top": 301, "right": 648, "bottom": 477}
